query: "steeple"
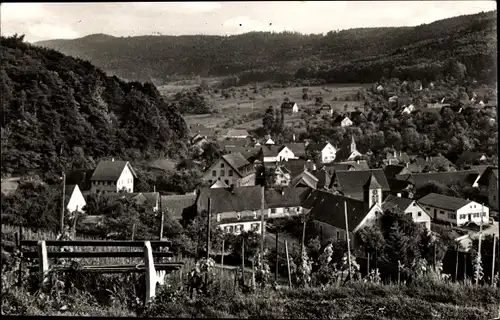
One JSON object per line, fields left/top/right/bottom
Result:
{"left": 350, "top": 135, "right": 357, "bottom": 153}
{"left": 363, "top": 173, "right": 382, "bottom": 208}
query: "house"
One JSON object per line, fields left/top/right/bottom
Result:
{"left": 108, "top": 192, "right": 160, "bottom": 212}
{"left": 273, "top": 165, "right": 291, "bottom": 186}
{"left": 319, "top": 104, "right": 333, "bottom": 116}
{"left": 388, "top": 95, "right": 398, "bottom": 103}
{"left": 400, "top": 104, "right": 416, "bottom": 115}
{"left": 376, "top": 85, "right": 384, "bottom": 92}
{"left": 383, "top": 149, "right": 411, "bottom": 166}
{"left": 333, "top": 115, "right": 353, "bottom": 127}
{"left": 284, "top": 143, "right": 306, "bottom": 159}
{"left": 282, "top": 159, "right": 317, "bottom": 178}
{"left": 320, "top": 160, "right": 370, "bottom": 176}
{"left": 290, "top": 170, "right": 319, "bottom": 189}
{"left": 418, "top": 193, "right": 489, "bottom": 227}
{"left": 265, "top": 187, "right": 312, "bottom": 219}
{"left": 305, "top": 176, "right": 384, "bottom": 247}
{"left": 334, "top": 136, "right": 364, "bottom": 163}
{"left": 455, "top": 151, "right": 488, "bottom": 168}
{"left": 261, "top": 145, "right": 297, "bottom": 163}
{"left": 64, "top": 184, "right": 86, "bottom": 213}
{"left": 160, "top": 194, "right": 197, "bottom": 221}
{"left": 314, "top": 169, "right": 332, "bottom": 190}
{"left": 282, "top": 101, "right": 299, "bottom": 114}
{"left": 476, "top": 166, "right": 498, "bottom": 211}
{"left": 382, "top": 195, "right": 431, "bottom": 231}
{"left": 306, "top": 142, "right": 337, "bottom": 163}
{"left": 219, "top": 139, "right": 248, "bottom": 150}
{"left": 329, "top": 169, "right": 390, "bottom": 201}
{"left": 220, "top": 129, "right": 250, "bottom": 139}
{"left": 90, "top": 160, "right": 137, "bottom": 194}
{"left": 202, "top": 153, "right": 256, "bottom": 187}
{"left": 189, "top": 124, "right": 215, "bottom": 138}
{"left": 196, "top": 186, "right": 265, "bottom": 234}
{"left": 350, "top": 111, "right": 367, "bottom": 123}
{"left": 264, "top": 138, "right": 275, "bottom": 145}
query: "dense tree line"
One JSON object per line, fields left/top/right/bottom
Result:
{"left": 0, "top": 35, "right": 189, "bottom": 177}
{"left": 36, "top": 11, "right": 496, "bottom": 85}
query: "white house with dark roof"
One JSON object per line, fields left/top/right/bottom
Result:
{"left": 382, "top": 195, "right": 431, "bottom": 231}
{"left": 290, "top": 170, "right": 319, "bottom": 189}
{"left": 265, "top": 187, "right": 312, "bottom": 219}
{"left": 261, "top": 145, "right": 297, "bottom": 163}
{"left": 222, "top": 129, "right": 250, "bottom": 139}
{"left": 418, "top": 193, "right": 489, "bottom": 227}
{"left": 273, "top": 165, "right": 292, "bottom": 186}
{"left": 306, "top": 142, "right": 337, "bottom": 163}
{"left": 90, "top": 160, "right": 137, "bottom": 194}
{"left": 202, "top": 153, "right": 256, "bottom": 187}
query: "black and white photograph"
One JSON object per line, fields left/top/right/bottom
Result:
{"left": 1, "top": 1, "right": 499, "bottom": 318}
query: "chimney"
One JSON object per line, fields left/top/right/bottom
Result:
{"left": 397, "top": 193, "right": 402, "bottom": 198}
{"left": 293, "top": 133, "right": 296, "bottom": 142}
{"left": 357, "top": 160, "right": 360, "bottom": 164}
{"left": 153, "top": 185, "right": 156, "bottom": 193}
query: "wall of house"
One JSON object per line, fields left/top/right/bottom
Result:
{"left": 404, "top": 202, "right": 431, "bottom": 231}
{"left": 219, "top": 220, "right": 264, "bottom": 235}
{"left": 117, "top": 165, "right": 134, "bottom": 193}
{"left": 456, "top": 203, "right": 489, "bottom": 226}
{"left": 91, "top": 181, "right": 117, "bottom": 194}
{"left": 488, "top": 175, "right": 498, "bottom": 211}
{"left": 276, "top": 147, "right": 296, "bottom": 162}
{"left": 67, "top": 188, "right": 86, "bottom": 213}
{"left": 268, "top": 206, "right": 303, "bottom": 219}
{"left": 274, "top": 170, "right": 291, "bottom": 186}
{"left": 313, "top": 220, "right": 362, "bottom": 248}
{"left": 238, "top": 173, "right": 256, "bottom": 187}
{"left": 264, "top": 156, "right": 277, "bottom": 163}
{"left": 204, "top": 158, "right": 244, "bottom": 187}
{"left": 321, "top": 144, "right": 337, "bottom": 163}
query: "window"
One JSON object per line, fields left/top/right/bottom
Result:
{"left": 253, "top": 211, "right": 257, "bottom": 219}
{"left": 440, "top": 210, "right": 444, "bottom": 215}
{"left": 229, "top": 226, "right": 234, "bottom": 233}
{"left": 418, "top": 212, "right": 422, "bottom": 217}
{"left": 220, "top": 170, "right": 225, "bottom": 176}
{"left": 237, "top": 213, "right": 241, "bottom": 220}
{"left": 482, "top": 212, "right": 487, "bottom": 217}
{"left": 212, "top": 170, "right": 216, "bottom": 177}
{"left": 216, "top": 214, "right": 221, "bottom": 222}
{"left": 271, "top": 208, "right": 276, "bottom": 213}
{"left": 221, "top": 163, "right": 224, "bottom": 168}
{"left": 251, "top": 223, "right": 259, "bottom": 231}
{"left": 413, "top": 203, "right": 417, "bottom": 206}
{"left": 228, "top": 169, "right": 233, "bottom": 176}
{"left": 230, "top": 184, "right": 235, "bottom": 188}
{"left": 452, "top": 214, "right": 456, "bottom": 219}
{"left": 208, "top": 180, "right": 213, "bottom": 184}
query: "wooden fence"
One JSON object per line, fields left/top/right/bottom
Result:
{"left": 19, "top": 239, "right": 183, "bottom": 304}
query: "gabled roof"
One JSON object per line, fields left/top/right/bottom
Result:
{"left": 476, "top": 166, "right": 499, "bottom": 186}
{"left": 382, "top": 195, "right": 415, "bottom": 212}
{"left": 407, "top": 156, "right": 455, "bottom": 172}
{"left": 283, "top": 159, "right": 308, "bottom": 177}
{"left": 290, "top": 170, "right": 318, "bottom": 189}
{"left": 306, "top": 142, "right": 333, "bottom": 153}
{"left": 384, "top": 165, "right": 409, "bottom": 179}
{"left": 90, "top": 161, "right": 137, "bottom": 181}
{"left": 66, "top": 169, "right": 94, "bottom": 191}
{"left": 161, "top": 194, "right": 197, "bottom": 220}
{"left": 221, "top": 153, "right": 255, "bottom": 176}
{"left": 261, "top": 145, "right": 287, "bottom": 157}
{"left": 265, "top": 187, "right": 312, "bottom": 208}
{"left": 197, "top": 186, "right": 264, "bottom": 214}
{"left": 418, "top": 193, "right": 475, "bottom": 211}
{"left": 330, "top": 169, "right": 390, "bottom": 192}
{"left": 307, "top": 190, "right": 376, "bottom": 232}
{"left": 396, "top": 170, "right": 479, "bottom": 189}
{"left": 284, "top": 143, "right": 306, "bottom": 157}
{"left": 219, "top": 139, "right": 249, "bottom": 149}
{"left": 314, "top": 170, "right": 332, "bottom": 189}
{"left": 456, "top": 151, "right": 487, "bottom": 167}
{"left": 387, "top": 178, "right": 413, "bottom": 193}
{"left": 281, "top": 101, "right": 298, "bottom": 109}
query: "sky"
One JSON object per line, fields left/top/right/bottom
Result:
{"left": 1, "top": 1, "right": 497, "bottom": 43}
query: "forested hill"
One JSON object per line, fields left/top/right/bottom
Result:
{"left": 35, "top": 11, "right": 497, "bottom": 85}
{"left": 0, "top": 35, "right": 189, "bottom": 178}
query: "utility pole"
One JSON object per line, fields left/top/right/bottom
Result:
{"left": 60, "top": 172, "right": 66, "bottom": 233}
{"left": 476, "top": 203, "right": 484, "bottom": 285}
{"left": 206, "top": 198, "right": 211, "bottom": 260}
{"left": 260, "top": 186, "right": 265, "bottom": 254}
{"left": 344, "top": 201, "right": 352, "bottom": 278}
{"left": 492, "top": 235, "right": 497, "bottom": 286}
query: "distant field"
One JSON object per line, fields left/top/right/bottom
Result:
{"left": 163, "top": 81, "right": 370, "bottom": 131}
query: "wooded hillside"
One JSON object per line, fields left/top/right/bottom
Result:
{"left": 35, "top": 11, "right": 497, "bottom": 85}
{"left": 0, "top": 35, "right": 189, "bottom": 177}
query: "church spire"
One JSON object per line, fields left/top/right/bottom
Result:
{"left": 350, "top": 135, "right": 357, "bottom": 153}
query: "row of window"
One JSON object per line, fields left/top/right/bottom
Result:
{"left": 223, "top": 223, "right": 260, "bottom": 233}
{"left": 212, "top": 169, "right": 234, "bottom": 177}
{"left": 458, "top": 212, "right": 487, "bottom": 219}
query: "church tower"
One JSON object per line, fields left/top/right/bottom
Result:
{"left": 350, "top": 135, "right": 357, "bottom": 153}
{"left": 363, "top": 173, "right": 382, "bottom": 208}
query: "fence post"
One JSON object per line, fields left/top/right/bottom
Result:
{"left": 18, "top": 225, "right": 23, "bottom": 286}
{"left": 285, "top": 241, "right": 292, "bottom": 288}
{"left": 144, "top": 241, "right": 156, "bottom": 304}
{"left": 37, "top": 240, "right": 49, "bottom": 290}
